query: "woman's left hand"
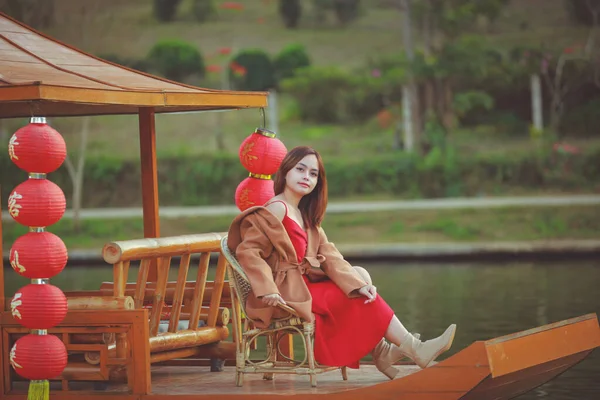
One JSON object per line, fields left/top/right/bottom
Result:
{"left": 358, "top": 284, "right": 377, "bottom": 304}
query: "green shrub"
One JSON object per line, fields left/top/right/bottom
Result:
{"left": 273, "top": 44, "right": 311, "bottom": 82}
{"left": 311, "top": 0, "right": 361, "bottom": 26}
{"left": 561, "top": 98, "right": 600, "bottom": 137}
{"left": 343, "top": 76, "right": 386, "bottom": 122}
{"left": 229, "top": 49, "right": 276, "bottom": 91}
{"left": 565, "top": 0, "right": 600, "bottom": 25}
{"left": 147, "top": 40, "right": 205, "bottom": 82}
{"left": 279, "top": 0, "right": 302, "bottom": 28}
{"left": 2, "top": 146, "right": 599, "bottom": 208}
{"left": 332, "top": 0, "right": 361, "bottom": 25}
{"left": 153, "top": 0, "right": 182, "bottom": 22}
{"left": 280, "top": 66, "right": 353, "bottom": 123}
{"left": 191, "top": 0, "right": 215, "bottom": 22}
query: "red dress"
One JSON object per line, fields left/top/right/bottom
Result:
{"left": 276, "top": 202, "right": 394, "bottom": 368}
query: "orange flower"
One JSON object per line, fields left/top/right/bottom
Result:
{"left": 207, "top": 64, "right": 222, "bottom": 73}
{"left": 220, "top": 2, "right": 244, "bottom": 11}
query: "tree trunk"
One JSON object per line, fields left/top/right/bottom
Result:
{"left": 442, "top": 78, "right": 455, "bottom": 131}
{"left": 549, "top": 96, "right": 563, "bottom": 137}
{"left": 64, "top": 116, "right": 90, "bottom": 232}
{"left": 531, "top": 74, "right": 544, "bottom": 132}
{"left": 214, "top": 112, "right": 225, "bottom": 151}
{"left": 400, "top": 0, "right": 417, "bottom": 152}
{"left": 267, "top": 90, "right": 279, "bottom": 134}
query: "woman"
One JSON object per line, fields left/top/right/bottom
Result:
{"left": 227, "top": 146, "right": 456, "bottom": 379}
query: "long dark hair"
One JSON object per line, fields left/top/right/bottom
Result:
{"left": 273, "top": 146, "right": 328, "bottom": 228}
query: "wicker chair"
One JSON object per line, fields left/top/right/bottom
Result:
{"left": 220, "top": 235, "right": 347, "bottom": 387}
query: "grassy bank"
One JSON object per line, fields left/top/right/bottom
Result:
{"left": 2, "top": 205, "right": 599, "bottom": 251}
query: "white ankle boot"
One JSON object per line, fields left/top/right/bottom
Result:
{"left": 399, "top": 324, "right": 456, "bottom": 369}
{"left": 372, "top": 333, "right": 420, "bottom": 380}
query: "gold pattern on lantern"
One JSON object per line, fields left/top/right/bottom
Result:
{"left": 10, "top": 250, "right": 26, "bottom": 273}
{"left": 8, "top": 191, "right": 23, "bottom": 218}
{"left": 8, "top": 134, "right": 19, "bottom": 161}
{"left": 239, "top": 188, "right": 255, "bottom": 210}
{"left": 240, "top": 142, "right": 258, "bottom": 166}
{"left": 11, "top": 293, "right": 22, "bottom": 320}
{"left": 10, "top": 344, "right": 22, "bottom": 369}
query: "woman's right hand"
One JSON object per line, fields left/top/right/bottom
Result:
{"left": 261, "top": 293, "right": 287, "bottom": 307}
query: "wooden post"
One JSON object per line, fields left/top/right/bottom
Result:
{"left": 0, "top": 186, "right": 5, "bottom": 313}
{"left": 138, "top": 107, "right": 160, "bottom": 282}
{"left": 0, "top": 187, "right": 4, "bottom": 398}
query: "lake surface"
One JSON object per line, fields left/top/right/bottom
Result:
{"left": 4, "top": 260, "right": 600, "bottom": 399}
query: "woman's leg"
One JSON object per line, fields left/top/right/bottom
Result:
{"left": 353, "top": 266, "right": 372, "bottom": 285}
{"left": 353, "top": 266, "right": 456, "bottom": 372}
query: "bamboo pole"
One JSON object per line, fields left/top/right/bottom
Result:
{"left": 148, "top": 326, "right": 229, "bottom": 353}
{"left": 189, "top": 253, "right": 210, "bottom": 330}
{"left": 67, "top": 296, "right": 134, "bottom": 310}
{"left": 149, "top": 341, "right": 236, "bottom": 364}
{"left": 102, "top": 233, "right": 224, "bottom": 264}
{"left": 134, "top": 258, "right": 151, "bottom": 309}
{"left": 0, "top": 192, "right": 5, "bottom": 313}
{"left": 168, "top": 253, "right": 191, "bottom": 333}
{"left": 71, "top": 333, "right": 115, "bottom": 344}
{"left": 148, "top": 256, "right": 171, "bottom": 337}
{"left": 99, "top": 281, "right": 232, "bottom": 305}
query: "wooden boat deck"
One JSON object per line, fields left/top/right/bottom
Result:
{"left": 3, "top": 314, "right": 600, "bottom": 400}
{"left": 112, "top": 364, "right": 419, "bottom": 395}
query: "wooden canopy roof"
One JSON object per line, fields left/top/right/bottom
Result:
{"left": 0, "top": 13, "right": 267, "bottom": 119}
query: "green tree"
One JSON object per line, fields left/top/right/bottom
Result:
{"left": 229, "top": 49, "right": 276, "bottom": 91}
{"left": 147, "top": 40, "right": 205, "bottom": 82}
{"left": 409, "top": 0, "right": 511, "bottom": 133}
{"left": 153, "top": 0, "right": 182, "bottom": 22}
{"left": 273, "top": 44, "right": 311, "bottom": 82}
{"left": 279, "top": 0, "right": 302, "bottom": 28}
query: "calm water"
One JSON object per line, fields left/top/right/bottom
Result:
{"left": 4, "top": 260, "right": 600, "bottom": 399}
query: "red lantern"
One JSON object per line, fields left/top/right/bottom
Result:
{"left": 10, "top": 232, "right": 68, "bottom": 279}
{"left": 8, "top": 179, "right": 66, "bottom": 227}
{"left": 238, "top": 128, "right": 287, "bottom": 175}
{"left": 10, "top": 334, "right": 68, "bottom": 380}
{"left": 8, "top": 118, "right": 67, "bottom": 174}
{"left": 235, "top": 175, "right": 274, "bottom": 211}
{"left": 11, "top": 284, "right": 67, "bottom": 329}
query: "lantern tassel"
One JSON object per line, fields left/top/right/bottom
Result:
{"left": 27, "top": 380, "right": 49, "bottom": 400}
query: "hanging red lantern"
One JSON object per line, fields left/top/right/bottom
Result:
{"left": 235, "top": 175, "right": 274, "bottom": 211}
{"left": 10, "top": 334, "right": 68, "bottom": 380}
{"left": 238, "top": 128, "right": 287, "bottom": 175}
{"left": 11, "top": 284, "right": 68, "bottom": 329}
{"left": 10, "top": 231, "right": 68, "bottom": 279}
{"left": 8, "top": 117, "right": 67, "bottom": 174}
{"left": 8, "top": 179, "right": 66, "bottom": 227}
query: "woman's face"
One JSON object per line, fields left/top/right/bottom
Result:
{"left": 285, "top": 154, "right": 319, "bottom": 196}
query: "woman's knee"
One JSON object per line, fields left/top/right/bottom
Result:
{"left": 353, "top": 266, "right": 372, "bottom": 285}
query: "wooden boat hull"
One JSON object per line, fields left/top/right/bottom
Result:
{"left": 3, "top": 313, "right": 599, "bottom": 400}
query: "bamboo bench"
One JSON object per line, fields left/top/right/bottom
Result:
{"left": 2, "top": 233, "right": 235, "bottom": 395}
{"left": 98, "top": 233, "right": 233, "bottom": 366}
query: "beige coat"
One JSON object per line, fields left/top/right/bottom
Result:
{"left": 227, "top": 206, "right": 367, "bottom": 327}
